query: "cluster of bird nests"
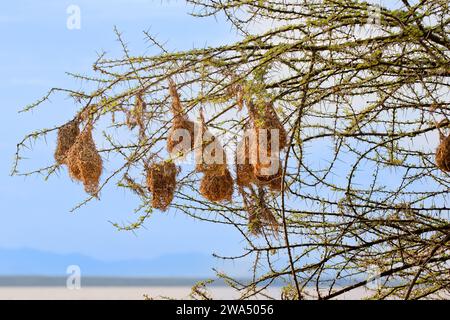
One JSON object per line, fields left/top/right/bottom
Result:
{"left": 148, "top": 80, "right": 288, "bottom": 235}
{"left": 54, "top": 79, "right": 291, "bottom": 236}
{"left": 53, "top": 79, "right": 450, "bottom": 237}
{"left": 146, "top": 80, "right": 236, "bottom": 211}
{"left": 55, "top": 122, "right": 103, "bottom": 196}
{"left": 146, "top": 161, "right": 178, "bottom": 211}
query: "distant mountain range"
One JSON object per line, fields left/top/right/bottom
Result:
{"left": 0, "top": 248, "right": 364, "bottom": 287}
{"left": 0, "top": 247, "right": 223, "bottom": 277}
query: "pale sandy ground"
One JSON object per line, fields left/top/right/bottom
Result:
{"left": 0, "top": 287, "right": 371, "bottom": 300}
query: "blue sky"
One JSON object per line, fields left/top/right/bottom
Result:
{"left": 0, "top": 0, "right": 246, "bottom": 269}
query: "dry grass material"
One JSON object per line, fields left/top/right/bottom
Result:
{"left": 199, "top": 169, "right": 234, "bottom": 203}
{"left": 268, "top": 169, "right": 283, "bottom": 192}
{"left": 195, "top": 110, "right": 228, "bottom": 175}
{"left": 126, "top": 93, "right": 146, "bottom": 134}
{"left": 253, "top": 155, "right": 283, "bottom": 187}
{"left": 247, "top": 209, "right": 263, "bottom": 235}
{"left": 167, "top": 79, "right": 195, "bottom": 157}
{"left": 167, "top": 116, "right": 195, "bottom": 156}
{"left": 146, "top": 161, "right": 178, "bottom": 211}
{"left": 168, "top": 78, "right": 183, "bottom": 115}
{"left": 246, "top": 100, "right": 287, "bottom": 191}
{"left": 248, "top": 100, "right": 288, "bottom": 151}
{"left": 236, "top": 136, "right": 256, "bottom": 187}
{"left": 236, "top": 134, "right": 283, "bottom": 190}
{"left": 249, "top": 206, "right": 278, "bottom": 235}
{"left": 54, "top": 120, "right": 80, "bottom": 165}
{"left": 436, "top": 134, "right": 450, "bottom": 172}
{"left": 66, "top": 126, "right": 103, "bottom": 196}
{"left": 243, "top": 189, "right": 279, "bottom": 235}
{"left": 227, "top": 83, "right": 244, "bottom": 110}
{"left": 257, "top": 206, "right": 278, "bottom": 233}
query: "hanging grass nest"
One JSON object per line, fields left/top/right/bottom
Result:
{"left": 243, "top": 189, "right": 279, "bottom": 235}
{"left": 167, "top": 116, "right": 195, "bottom": 156}
{"left": 248, "top": 206, "right": 278, "bottom": 235}
{"left": 54, "top": 120, "right": 80, "bottom": 165}
{"left": 167, "top": 79, "right": 195, "bottom": 158}
{"left": 236, "top": 134, "right": 284, "bottom": 191}
{"left": 248, "top": 100, "right": 288, "bottom": 152}
{"left": 245, "top": 99, "right": 287, "bottom": 189}
{"left": 195, "top": 109, "right": 228, "bottom": 175}
{"left": 200, "top": 169, "right": 234, "bottom": 203}
{"left": 254, "top": 206, "right": 278, "bottom": 234}
{"left": 436, "top": 134, "right": 450, "bottom": 172}
{"left": 66, "top": 126, "right": 103, "bottom": 196}
{"left": 126, "top": 93, "right": 146, "bottom": 138}
{"left": 253, "top": 155, "right": 283, "bottom": 188}
{"left": 146, "top": 161, "right": 178, "bottom": 211}
{"left": 236, "top": 135, "right": 257, "bottom": 187}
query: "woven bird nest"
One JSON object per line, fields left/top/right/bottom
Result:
{"left": 248, "top": 100, "right": 288, "bottom": 151}
{"left": 146, "top": 161, "right": 178, "bottom": 211}
{"left": 436, "top": 134, "right": 450, "bottom": 172}
{"left": 236, "top": 136, "right": 257, "bottom": 187}
{"left": 236, "top": 134, "right": 284, "bottom": 191}
{"left": 248, "top": 205, "right": 278, "bottom": 235}
{"left": 245, "top": 99, "right": 287, "bottom": 191}
{"left": 253, "top": 155, "right": 283, "bottom": 188}
{"left": 167, "top": 79, "right": 195, "bottom": 158}
{"left": 167, "top": 116, "right": 195, "bottom": 156}
{"left": 200, "top": 169, "right": 234, "bottom": 203}
{"left": 66, "top": 126, "right": 103, "bottom": 196}
{"left": 195, "top": 109, "right": 228, "bottom": 175}
{"left": 54, "top": 120, "right": 80, "bottom": 165}
{"left": 126, "top": 93, "right": 146, "bottom": 130}
{"left": 243, "top": 189, "right": 279, "bottom": 235}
